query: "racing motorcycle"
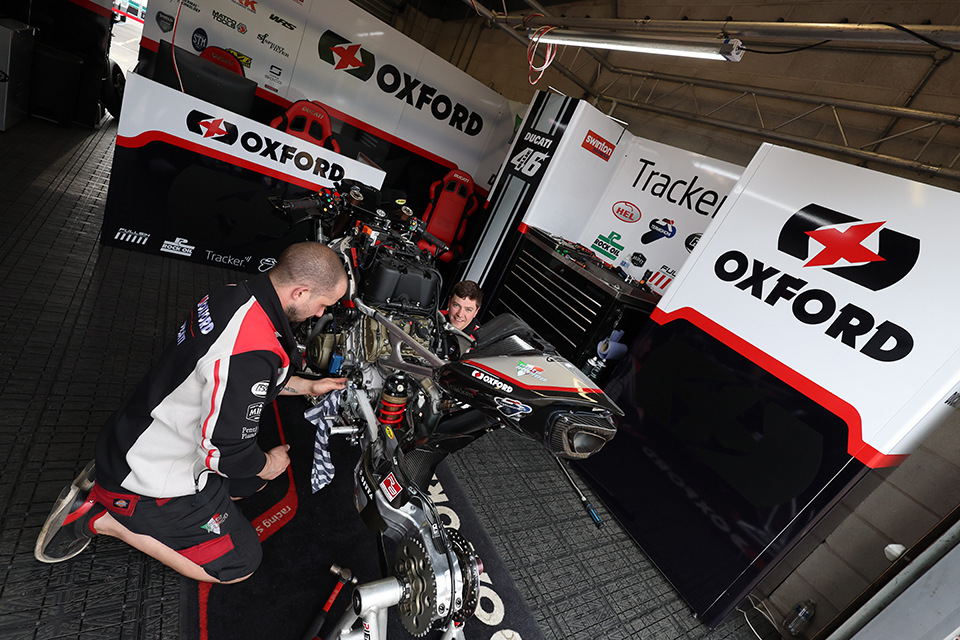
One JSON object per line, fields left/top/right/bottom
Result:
{"left": 271, "top": 181, "right": 622, "bottom": 640}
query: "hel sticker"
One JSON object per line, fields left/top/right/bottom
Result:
{"left": 381, "top": 473, "right": 402, "bottom": 500}
{"left": 495, "top": 397, "right": 532, "bottom": 419}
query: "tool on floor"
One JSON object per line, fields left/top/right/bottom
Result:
{"left": 555, "top": 456, "right": 602, "bottom": 528}
{"left": 302, "top": 563, "right": 358, "bottom": 640}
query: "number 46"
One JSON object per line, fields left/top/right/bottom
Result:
{"left": 509, "top": 148, "right": 548, "bottom": 177}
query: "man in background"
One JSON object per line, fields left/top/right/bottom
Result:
{"left": 444, "top": 280, "right": 482, "bottom": 338}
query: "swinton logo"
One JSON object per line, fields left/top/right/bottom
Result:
{"left": 317, "top": 30, "right": 484, "bottom": 137}
{"left": 777, "top": 204, "right": 920, "bottom": 291}
{"left": 582, "top": 130, "right": 615, "bottom": 161}
{"left": 713, "top": 203, "right": 918, "bottom": 362}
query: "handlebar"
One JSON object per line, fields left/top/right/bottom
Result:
{"left": 408, "top": 218, "right": 449, "bottom": 257}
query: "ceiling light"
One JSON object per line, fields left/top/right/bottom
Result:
{"left": 530, "top": 29, "right": 745, "bottom": 62}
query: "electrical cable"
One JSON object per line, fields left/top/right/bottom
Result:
{"left": 736, "top": 606, "right": 766, "bottom": 640}
{"left": 169, "top": 0, "right": 184, "bottom": 92}
{"left": 742, "top": 39, "right": 832, "bottom": 54}
{"left": 527, "top": 24, "right": 557, "bottom": 84}
{"left": 873, "top": 21, "right": 960, "bottom": 52}
{"left": 742, "top": 22, "right": 960, "bottom": 55}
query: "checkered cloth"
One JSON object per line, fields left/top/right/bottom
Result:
{"left": 303, "top": 389, "right": 343, "bottom": 493}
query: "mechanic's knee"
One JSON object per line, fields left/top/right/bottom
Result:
{"left": 202, "top": 528, "right": 262, "bottom": 583}
{"left": 218, "top": 572, "right": 255, "bottom": 584}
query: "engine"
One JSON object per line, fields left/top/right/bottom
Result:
{"left": 277, "top": 180, "right": 620, "bottom": 637}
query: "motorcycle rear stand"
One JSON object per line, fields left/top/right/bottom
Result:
{"left": 327, "top": 577, "right": 466, "bottom": 640}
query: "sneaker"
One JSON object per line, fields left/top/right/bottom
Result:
{"left": 35, "top": 461, "right": 104, "bottom": 563}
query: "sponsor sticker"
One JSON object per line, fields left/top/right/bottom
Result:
{"left": 201, "top": 512, "right": 228, "bottom": 534}
{"left": 156, "top": 11, "right": 174, "bottom": 32}
{"left": 648, "top": 265, "right": 677, "bottom": 293}
{"left": 196, "top": 295, "right": 214, "bottom": 335}
{"left": 632, "top": 158, "right": 729, "bottom": 218}
{"left": 259, "top": 258, "right": 277, "bottom": 272}
{"left": 516, "top": 360, "right": 547, "bottom": 381}
{"left": 777, "top": 204, "right": 919, "bottom": 291}
{"left": 114, "top": 228, "right": 150, "bottom": 245}
{"left": 582, "top": 130, "right": 615, "bottom": 161}
{"left": 207, "top": 251, "right": 252, "bottom": 268}
{"left": 612, "top": 200, "right": 641, "bottom": 223}
{"left": 246, "top": 402, "right": 264, "bottom": 421}
{"left": 257, "top": 33, "right": 290, "bottom": 58}
{"left": 685, "top": 233, "right": 701, "bottom": 252}
{"left": 495, "top": 397, "right": 532, "bottom": 419}
{"left": 231, "top": 0, "right": 256, "bottom": 13}
{"left": 641, "top": 218, "right": 677, "bottom": 244}
{"left": 381, "top": 473, "right": 402, "bottom": 500}
{"left": 592, "top": 231, "right": 625, "bottom": 261}
{"left": 713, "top": 204, "right": 918, "bottom": 362}
{"left": 192, "top": 28, "right": 208, "bottom": 51}
{"left": 317, "top": 29, "right": 484, "bottom": 137}
{"left": 471, "top": 369, "right": 513, "bottom": 393}
{"left": 183, "top": 110, "right": 347, "bottom": 182}
{"left": 251, "top": 381, "right": 269, "bottom": 397}
{"left": 225, "top": 48, "right": 252, "bottom": 68}
{"left": 269, "top": 13, "right": 296, "bottom": 30}
{"left": 630, "top": 252, "right": 647, "bottom": 268}
{"left": 161, "top": 237, "right": 195, "bottom": 256}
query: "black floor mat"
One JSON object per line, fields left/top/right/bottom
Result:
{"left": 180, "top": 396, "right": 544, "bottom": 640}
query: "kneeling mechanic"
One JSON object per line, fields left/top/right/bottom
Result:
{"left": 35, "top": 242, "right": 348, "bottom": 584}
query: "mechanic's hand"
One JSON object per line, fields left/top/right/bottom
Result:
{"left": 294, "top": 376, "right": 348, "bottom": 397}
{"left": 258, "top": 444, "right": 291, "bottom": 480}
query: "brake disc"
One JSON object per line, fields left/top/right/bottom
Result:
{"left": 394, "top": 534, "right": 439, "bottom": 637}
{"left": 447, "top": 528, "right": 482, "bottom": 624}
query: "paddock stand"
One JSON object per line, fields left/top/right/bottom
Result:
{"left": 326, "top": 577, "right": 466, "bottom": 640}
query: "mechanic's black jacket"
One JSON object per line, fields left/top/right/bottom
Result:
{"left": 96, "top": 274, "right": 299, "bottom": 498}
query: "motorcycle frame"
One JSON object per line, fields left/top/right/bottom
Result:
{"left": 327, "top": 578, "right": 466, "bottom": 640}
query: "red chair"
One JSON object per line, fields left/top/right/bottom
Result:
{"left": 270, "top": 100, "right": 341, "bottom": 153}
{"left": 417, "top": 169, "right": 479, "bottom": 263}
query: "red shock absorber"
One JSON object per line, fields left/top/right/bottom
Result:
{"left": 378, "top": 373, "right": 409, "bottom": 432}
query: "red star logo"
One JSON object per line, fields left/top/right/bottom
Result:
{"left": 331, "top": 43, "right": 364, "bottom": 71}
{"left": 804, "top": 220, "right": 886, "bottom": 267}
{"left": 198, "top": 118, "right": 228, "bottom": 138}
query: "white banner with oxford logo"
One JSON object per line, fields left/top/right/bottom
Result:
{"left": 142, "top": 0, "right": 516, "bottom": 187}
{"left": 655, "top": 143, "right": 960, "bottom": 466}
{"left": 117, "top": 72, "right": 385, "bottom": 190}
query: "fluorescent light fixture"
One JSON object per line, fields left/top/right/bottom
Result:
{"left": 530, "top": 29, "right": 745, "bottom": 62}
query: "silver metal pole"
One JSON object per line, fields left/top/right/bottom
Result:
{"left": 493, "top": 16, "right": 960, "bottom": 47}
